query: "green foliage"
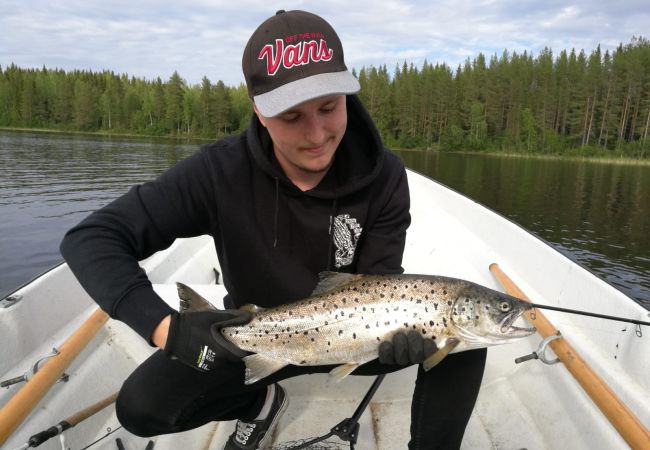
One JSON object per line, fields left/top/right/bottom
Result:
{"left": 0, "top": 64, "right": 250, "bottom": 138}
{"left": 0, "top": 37, "right": 648, "bottom": 158}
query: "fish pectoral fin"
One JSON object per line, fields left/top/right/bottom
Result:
{"left": 240, "top": 304, "right": 266, "bottom": 314}
{"left": 242, "top": 354, "right": 289, "bottom": 385}
{"left": 422, "top": 338, "right": 460, "bottom": 371}
{"left": 328, "top": 363, "right": 360, "bottom": 383}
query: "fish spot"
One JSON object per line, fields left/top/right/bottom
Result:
{"left": 339, "top": 330, "right": 343, "bottom": 335}
{"left": 443, "top": 290, "right": 447, "bottom": 295}
{"left": 376, "top": 337, "right": 381, "bottom": 341}
{"left": 328, "top": 341, "right": 331, "bottom": 346}
{"left": 303, "top": 331, "right": 308, "bottom": 335}
{"left": 416, "top": 299, "right": 422, "bottom": 304}
{"left": 429, "top": 320, "right": 435, "bottom": 326}
{"left": 366, "top": 324, "right": 371, "bottom": 329}
{"left": 311, "top": 338, "right": 315, "bottom": 342}
{"left": 404, "top": 323, "right": 409, "bottom": 328}
{"left": 353, "top": 333, "right": 357, "bottom": 339}
{"left": 422, "top": 329, "right": 427, "bottom": 334}
{"left": 447, "top": 301, "right": 452, "bottom": 306}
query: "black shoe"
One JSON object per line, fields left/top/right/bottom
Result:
{"left": 224, "top": 384, "right": 288, "bottom": 450}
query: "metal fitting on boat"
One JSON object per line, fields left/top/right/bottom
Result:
{"left": 515, "top": 334, "right": 562, "bottom": 365}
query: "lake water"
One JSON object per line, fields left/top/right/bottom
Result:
{"left": 1, "top": 130, "right": 648, "bottom": 310}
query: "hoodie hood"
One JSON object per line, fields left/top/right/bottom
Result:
{"left": 246, "top": 94, "right": 385, "bottom": 200}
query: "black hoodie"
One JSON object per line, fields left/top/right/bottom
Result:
{"left": 60, "top": 95, "right": 411, "bottom": 342}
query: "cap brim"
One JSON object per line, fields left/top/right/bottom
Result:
{"left": 253, "top": 70, "right": 360, "bottom": 117}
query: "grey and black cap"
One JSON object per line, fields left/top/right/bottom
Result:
{"left": 242, "top": 10, "right": 360, "bottom": 117}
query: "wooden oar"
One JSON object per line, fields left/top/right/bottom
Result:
{"left": 0, "top": 307, "right": 109, "bottom": 446}
{"left": 489, "top": 263, "right": 650, "bottom": 450}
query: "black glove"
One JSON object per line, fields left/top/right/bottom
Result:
{"left": 164, "top": 310, "right": 251, "bottom": 372}
{"left": 378, "top": 331, "right": 438, "bottom": 365}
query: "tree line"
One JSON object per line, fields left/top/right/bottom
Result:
{"left": 1, "top": 37, "right": 648, "bottom": 157}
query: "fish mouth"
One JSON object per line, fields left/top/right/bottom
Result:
{"left": 499, "top": 311, "right": 536, "bottom": 336}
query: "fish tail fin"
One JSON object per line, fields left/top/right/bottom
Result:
{"left": 422, "top": 338, "right": 460, "bottom": 371}
{"left": 176, "top": 282, "right": 218, "bottom": 313}
{"left": 328, "top": 363, "right": 360, "bottom": 383}
{"left": 243, "top": 354, "right": 289, "bottom": 385}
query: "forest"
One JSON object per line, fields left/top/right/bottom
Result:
{"left": 1, "top": 37, "right": 648, "bottom": 158}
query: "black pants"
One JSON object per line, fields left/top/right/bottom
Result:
{"left": 116, "top": 348, "right": 487, "bottom": 449}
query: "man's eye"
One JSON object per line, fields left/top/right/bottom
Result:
{"left": 281, "top": 114, "right": 299, "bottom": 122}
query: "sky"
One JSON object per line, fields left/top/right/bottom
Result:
{"left": 1, "top": 0, "right": 648, "bottom": 87}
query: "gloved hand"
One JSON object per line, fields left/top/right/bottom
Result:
{"left": 378, "top": 331, "right": 438, "bottom": 365}
{"left": 164, "top": 310, "right": 251, "bottom": 372}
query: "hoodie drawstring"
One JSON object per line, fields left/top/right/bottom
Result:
{"left": 327, "top": 198, "right": 338, "bottom": 270}
{"left": 273, "top": 177, "right": 279, "bottom": 248}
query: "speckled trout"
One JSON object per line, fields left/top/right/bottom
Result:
{"left": 178, "top": 272, "right": 535, "bottom": 384}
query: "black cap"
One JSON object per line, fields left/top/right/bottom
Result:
{"left": 242, "top": 10, "right": 360, "bottom": 117}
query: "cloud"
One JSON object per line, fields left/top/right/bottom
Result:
{"left": 1, "top": 0, "right": 647, "bottom": 86}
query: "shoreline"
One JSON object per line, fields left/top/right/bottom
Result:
{"left": 2, "top": 126, "right": 649, "bottom": 166}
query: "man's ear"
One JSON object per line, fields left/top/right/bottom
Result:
{"left": 253, "top": 104, "right": 267, "bottom": 128}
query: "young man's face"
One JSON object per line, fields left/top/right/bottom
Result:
{"left": 254, "top": 95, "right": 347, "bottom": 189}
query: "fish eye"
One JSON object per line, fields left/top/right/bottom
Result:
{"left": 499, "top": 301, "right": 511, "bottom": 312}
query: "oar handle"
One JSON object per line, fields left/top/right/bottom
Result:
{"left": 0, "top": 308, "right": 109, "bottom": 446}
{"left": 489, "top": 263, "right": 650, "bottom": 450}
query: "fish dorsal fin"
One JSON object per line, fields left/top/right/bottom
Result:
{"left": 176, "top": 282, "right": 217, "bottom": 313}
{"left": 312, "top": 272, "right": 362, "bottom": 296}
{"left": 240, "top": 304, "right": 266, "bottom": 314}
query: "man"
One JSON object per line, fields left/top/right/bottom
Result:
{"left": 60, "top": 10, "right": 485, "bottom": 450}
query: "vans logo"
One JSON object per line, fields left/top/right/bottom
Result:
{"left": 258, "top": 38, "right": 334, "bottom": 76}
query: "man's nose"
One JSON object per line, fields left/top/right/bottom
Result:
{"left": 303, "top": 114, "right": 326, "bottom": 144}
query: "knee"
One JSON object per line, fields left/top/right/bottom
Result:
{"left": 116, "top": 381, "right": 172, "bottom": 437}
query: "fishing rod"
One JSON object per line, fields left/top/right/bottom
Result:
{"left": 527, "top": 303, "right": 650, "bottom": 327}
{"left": 11, "top": 392, "right": 117, "bottom": 449}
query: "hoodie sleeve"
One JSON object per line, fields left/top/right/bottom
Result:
{"left": 356, "top": 153, "right": 411, "bottom": 275}
{"left": 59, "top": 149, "right": 216, "bottom": 342}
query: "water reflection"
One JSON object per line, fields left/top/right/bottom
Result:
{"left": 2, "top": 131, "right": 648, "bottom": 311}
{"left": 0, "top": 130, "right": 198, "bottom": 298}
{"left": 397, "top": 151, "right": 650, "bottom": 309}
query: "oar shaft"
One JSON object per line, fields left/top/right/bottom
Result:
{"left": 489, "top": 263, "right": 650, "bottom": 450}
{"left": 0, "top": 308, "right": 109, "bottom": 446}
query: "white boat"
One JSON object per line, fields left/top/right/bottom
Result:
{"left": 1, "top": 169, "right": 649, "bottom": 450}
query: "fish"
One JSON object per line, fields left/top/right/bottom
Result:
{"left": 177, "top": 272, "right": 536, "bottom": 385}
